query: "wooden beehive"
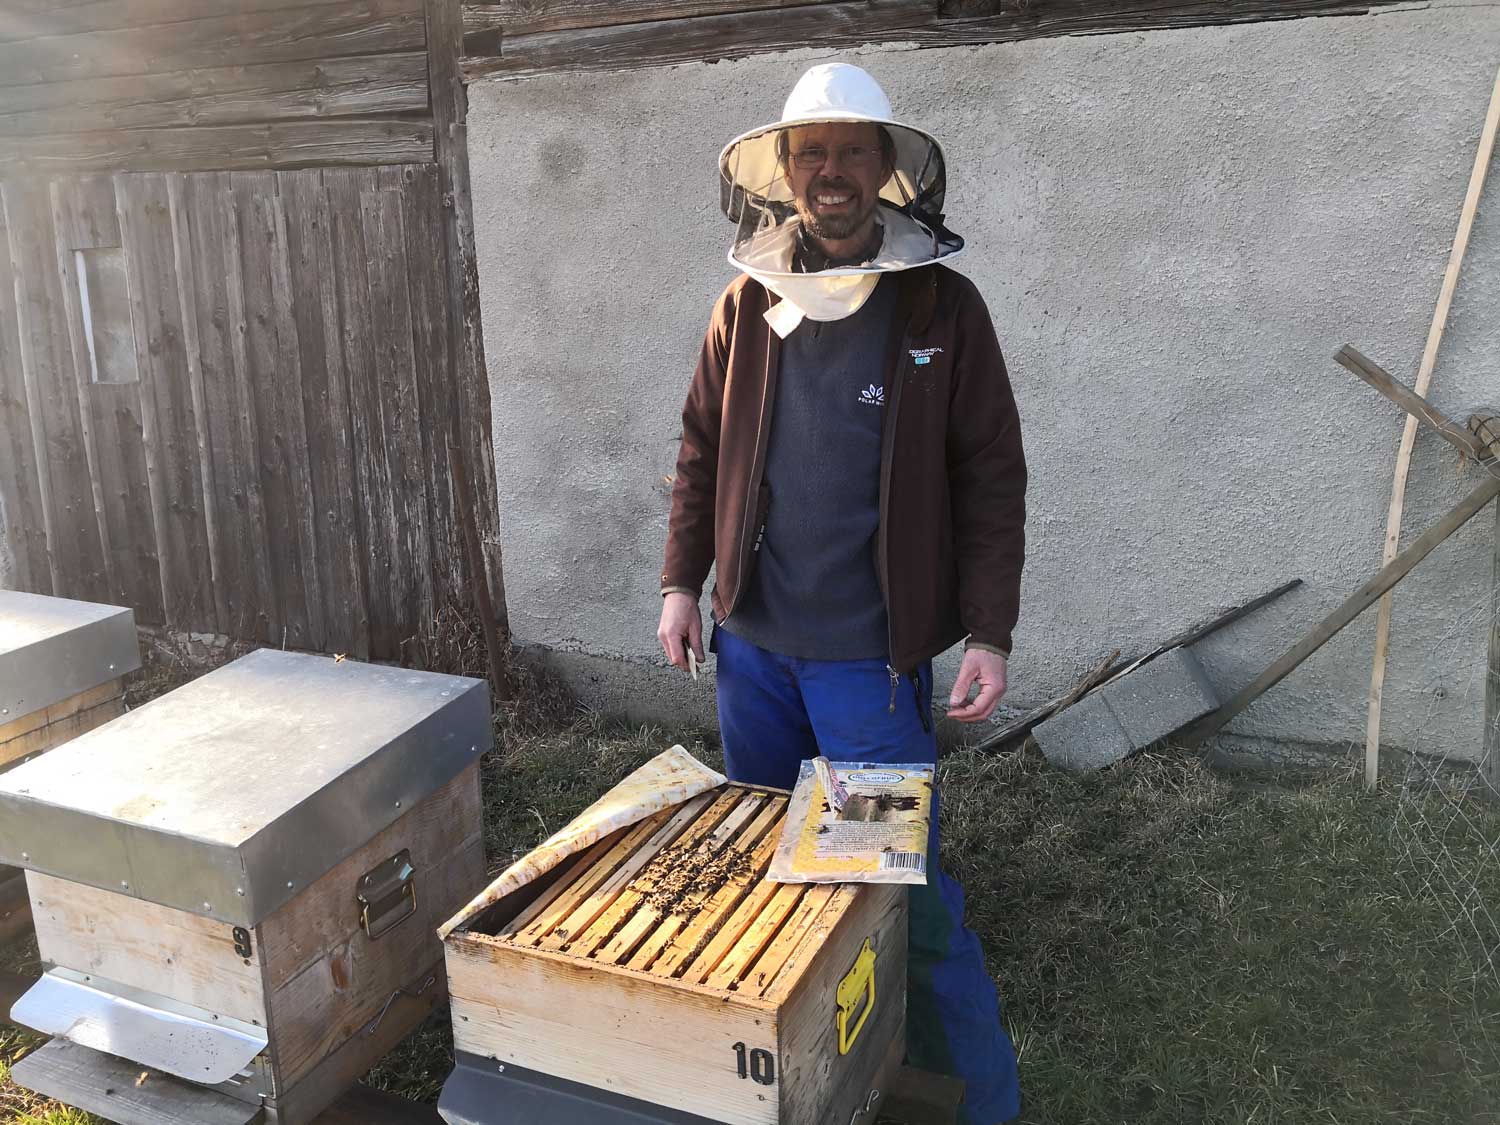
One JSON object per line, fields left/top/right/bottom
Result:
{"left": 443, "top": 784, "right": 908, "bottom": 1125}
{"left": 1, "top": 650, "right": 492, "bottom": 1125}
{"left": 0, "top": 592, "right": 140, "bottom": 948}
{"left": 0, "top": 591, "right": 138, "bottom": 773}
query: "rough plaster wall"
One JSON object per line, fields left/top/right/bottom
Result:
{"left": 469, "top": 3, "right": 1500, "bottom": 761}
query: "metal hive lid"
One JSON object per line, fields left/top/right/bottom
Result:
{"left": 0, "top": 649, "right": 491, "bottom": 927}
{"left": 0, "top": 591, "right": 139, "bottom": 720}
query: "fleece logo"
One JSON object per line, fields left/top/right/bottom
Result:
{"left": 859, "top": 384, "right": 885, "bottom": 406}
{"left": 909, "top": 347, "right": 943, "bottom": 366}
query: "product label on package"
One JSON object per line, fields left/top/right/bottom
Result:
{"left": 769, "top": 760, "right": 932, "bottom": 885}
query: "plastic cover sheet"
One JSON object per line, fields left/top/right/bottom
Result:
{"left": 439, "top": 744, "right": 727, "bottom": 937}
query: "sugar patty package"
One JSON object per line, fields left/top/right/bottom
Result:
{"left": 769, "top": 758, "right": 933, "bottom": 885}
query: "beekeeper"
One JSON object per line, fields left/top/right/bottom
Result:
{"left": 657, "top": 63, "right": 1026, "bottom": 1123}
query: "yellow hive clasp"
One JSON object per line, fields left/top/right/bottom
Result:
{"left": 836, "top": 938, "right": 877, "bottom": 1055}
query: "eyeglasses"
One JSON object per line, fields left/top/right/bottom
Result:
{"left": 788, "top": 144, "right": 883, "bottom": 171}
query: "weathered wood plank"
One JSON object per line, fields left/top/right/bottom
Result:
{"left": 258, "top": 764, "right": 483, "bottom": 1094}
{"left": 78, "top": 383, "right": 163, "bottom": 618}
{"left": 935, "top": 0, "right": 1404, "bottom": 24}
{"left": 280, "top": 169, "right": 371, "bottom": 658}
{"left": 464, "top": 0, "right": 1413, "bottom": 78}
{"left": 361, "top": 184, "right": 433, "bottom": 652}
{"left": 0, "top": 0, "right": 390, "bottom": 44}
{"left": 460, "top": 0, "right": 837, "bottom": 39}
{"left": 0, "top": 0, "right": 426, "bottom": 87}
{"left": 271, "top": 187, "right": 328, "bottom": 649}
{"left": 165, "top": 173, "right": 224, "bottom": 632}
{"left": 0, "top": 53, "right": 431, "bottom": 138}
{"left": 0, "top": 204, "right": 49, "bottom": 593}
{"left": 0, "top": 119, "right": 435, "bottom": 176}
{"left": 115, "top": 173, "right": 214, "bottom": 630}
{"left": 50, "top": 176, "right": 161, "bottom": 618}
{"left": 48, "top": 176, "right": 120, "bottom": 250}
{"left": 427, "top": 0, "right": 511, "bottom": 654}
{"left": 325, "top": 167, "right": 395, "bottom": 657}
{"left": 233, "top": 171, "right": 313, "bottom": 649}
{"left": 1, "top": 180, "right": 109, "bottom": 601}
{"left": 9, "top": 1039, "right": 262, "bottom": 1125}
{"left": 462, "top": 0, "right": 933, "bottom": 76}
{"left": 392, "top": 164, "right": 464, "bottom": 613}
{"left": 183, "top": 171, "right": 275, "bottom": 640}
{"left": 50, "top": 180, "right": 120, "bottom": 608}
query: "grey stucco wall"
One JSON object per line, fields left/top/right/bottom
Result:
{"left": 469, "top": 3, "right": 1500, "bottom": 762}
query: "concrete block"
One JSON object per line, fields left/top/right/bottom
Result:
{"left": 1099, "top": 647, "right": 1219, "bottom": 747}
{"left": 1032, "top": 690, "right": 1133, "bottom": 772}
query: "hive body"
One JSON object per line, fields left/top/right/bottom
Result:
{"left": 1, "top": 650, "right": 491, "bottom": 1125}
{"left": 443, "top": 784, "right": 907, "bottom": 1125}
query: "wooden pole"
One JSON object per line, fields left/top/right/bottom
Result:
{"left": 1333, "top": 346, "right": 1490, "bottom": 461}
{"left": 1185, "top": 475, "right": 1500, "bottom": 750}
{"left": 1365, "top": 63, "right": 1500, "bottom": 790}
{"left": 1487, "top": 499, "right": 1500, "bottom": 797}
{"left": 1478, "top": 415, "right": 1500, "bottom": 798}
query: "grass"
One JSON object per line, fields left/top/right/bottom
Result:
{"left": 4, "top": 651, "right": 1499, "bottom": 1123}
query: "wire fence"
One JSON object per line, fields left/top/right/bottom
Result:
{"left": 1380, "top": 532, "right": 1500, "bottom": 1082}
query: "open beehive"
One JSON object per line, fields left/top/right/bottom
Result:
{"left": 441, "top": 783, "right": 908, "bottom": 1125}
{"left": 1, "top": 649, "right": 491, "bottom": 1125}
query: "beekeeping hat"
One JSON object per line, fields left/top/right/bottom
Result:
{"left": 719, "top": 63, "right": 963, "bottom": 335}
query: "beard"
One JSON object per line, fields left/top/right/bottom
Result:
{"left": 796, "top": 180, "right": 877, "bottom": 241}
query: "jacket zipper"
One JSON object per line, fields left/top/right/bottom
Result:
{"left": 718, "top": 320, "right": 779, "bottom": 627}
{"left": 879, "top": 312, "right": 913, "bottom": 696}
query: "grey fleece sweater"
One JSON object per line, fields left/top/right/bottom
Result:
{"left": 720, "top": 276, "right": 898, "bottom": 661}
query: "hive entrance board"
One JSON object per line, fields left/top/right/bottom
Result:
{"left": 446, "top": 784, "right": 908, "bottom": 1125}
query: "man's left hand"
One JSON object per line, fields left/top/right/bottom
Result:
{"left": 947, "top": 649, "right": 1008, "bottom": 723}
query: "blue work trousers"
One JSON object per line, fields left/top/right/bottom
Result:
{"left": 713, "top": 626, "right": 1021, "bottom": 1125}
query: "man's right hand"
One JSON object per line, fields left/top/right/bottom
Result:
{"left": 657, "top": 591, "right": 705, "bottom": 672}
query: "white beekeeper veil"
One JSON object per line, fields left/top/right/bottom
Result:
{"left": 719, "top": 63, "right": 963, "bottom": 336}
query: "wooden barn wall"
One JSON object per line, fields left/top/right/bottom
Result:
{"left": 0, "top": 0, "right": 434, "bottom": 174}
{"left": 0, "top": 0, "right": 508, "bottom": 663}
{"left": 458, "top": 0, "right": 1420, "bottom": 79}
{"left": 0, "top": 170, "right": 470, "bottom": 660}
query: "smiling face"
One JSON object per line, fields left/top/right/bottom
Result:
{"left": 780, "top": 121, "right": 893, "bottom": 260}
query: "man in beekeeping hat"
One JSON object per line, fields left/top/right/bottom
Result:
{"left": 657, "top": 63, "right": 1026, "bottom": 1122}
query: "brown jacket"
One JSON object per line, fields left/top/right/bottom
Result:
{"left": 661, "top": 264, "right": 1027, "bottom": 673}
